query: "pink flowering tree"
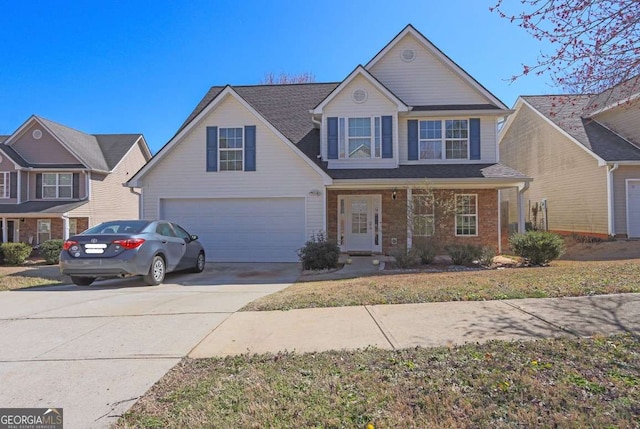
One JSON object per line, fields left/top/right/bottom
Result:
{"left": 491, "top": 0, "right": 640, "bottom": 95}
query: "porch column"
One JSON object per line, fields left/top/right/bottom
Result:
{"left": 1, "top": 216, "right": 6, "bottom": 243}
{"left": 406, "top": 187, "right": 412, "bottom": 249}
{"left": 517, "top": 183, "right": 529, "bottom": 234}
{"left": 62, "top": 216, "right": 69, "bottom": 240}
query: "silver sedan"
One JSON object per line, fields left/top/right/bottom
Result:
{"left": 59, "top": 220, "right": 206, "bottom": 286}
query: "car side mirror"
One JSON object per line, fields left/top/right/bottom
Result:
{"left": 190, "top": 235, "right": 198, "bottom": 241}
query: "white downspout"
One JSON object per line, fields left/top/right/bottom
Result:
{"left": 607, "top": 163, "right": 619, "bottom": 236}
{"left": 517, "top": 182, "right": 530, "bottom": 233}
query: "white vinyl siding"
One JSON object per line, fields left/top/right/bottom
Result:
{"left": 595, "top": 107, "right": 640, "bottom": 148}
{"left": 368, "top": 33, "right": 489, "bottom": 106}
{"left": 69, "top": 143, "right": 149, "bottom": 227}
{"left": 499, "top": 103, "right": 609, "bottom": 234}
{"left": 140, "top": 95, "right": 326, "bottom": 243}
{"left": 323, "top": 75, "right": 397, "bottom": 168}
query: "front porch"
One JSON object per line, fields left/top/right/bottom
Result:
{"left": 327, "top": 188, "right": 504, "bottom": 255}
{"left": 1, "top": 216, "right": 88, "bottom": 244}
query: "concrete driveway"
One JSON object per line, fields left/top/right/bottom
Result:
{"left": 0, "top": 263, "right": 300, "bottom": 429}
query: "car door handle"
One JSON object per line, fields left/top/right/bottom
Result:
{"left": 161, "top": 240, "right": 167, "bottom": 244}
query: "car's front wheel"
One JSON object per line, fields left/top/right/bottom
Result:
{"left": 192, "top": 252, "right": 205, "bottom": 273}
{"left": 143, "top": 255, "right": 165, "bottom": 286}
{"left": 71, "top": 276, "right": 95, "bottom": 286}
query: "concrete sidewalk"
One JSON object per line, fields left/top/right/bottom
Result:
{"left": 190, "top": 293, "right": 640, "bottom": 357}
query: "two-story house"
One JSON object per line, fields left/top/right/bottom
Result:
{"left": 127, "top": 25, "right": 530, "bottom": 262}
{"left": 0, "top": 115, "right": 152, "bottom": 244}
{"left": 500, "top": 77, "right": 640, "bottom": 238}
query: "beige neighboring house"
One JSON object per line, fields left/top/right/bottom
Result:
{"left": 127, "top": 25, "right": 530, "bottom": 262}
{"left": 499, "top": 78, "right": 640, "bottom": 238}
{"left": 0, "top": 115, "right": 152, "bottom": 245}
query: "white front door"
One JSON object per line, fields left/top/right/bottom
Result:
{"left": 341, "top": 195, "right": 381, "bottom": 253}
{"left": 627, "top": 180, "right": 640, "bottom": 238}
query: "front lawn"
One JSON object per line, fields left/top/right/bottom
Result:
{"left": 243, "top": 259, "right": 640, "bottom": 311}
{"left": 117, "top": 334, "right": 640, "bottom": 428}
{"left": 0, "top": 265, "right": 66, "bottom": 291}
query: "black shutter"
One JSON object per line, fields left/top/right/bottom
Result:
{"left": 206, "top": 127, "right": 218, "bottom": 172}
{"left": 327, "top": 117, "right": 338, "bottom": 159}
{"left": 244, "top": 125, "right": 256, "bottom": 171}
{"left": 73, "top": 173, "right": 80, "bottom": 198}
{"left": 36, "top": 173, "right": 42, "bottom": 199}
{"left": 381, "top": 116, "right": 393, "bottom": 158}
{"left": 9, "top": 172, "right": 17, "bottom": 198}
{"left": 408, "top": 120, "right": 419, "bottom": 161}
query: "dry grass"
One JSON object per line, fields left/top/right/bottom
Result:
{"left": 243, "top": 259, "right": 640, "bottom": 311}
{"left": 0, "top": 265, "right": 66, "bottom": 291}
{"left": 116, "top": 334, "right": 640, "bottom": 429}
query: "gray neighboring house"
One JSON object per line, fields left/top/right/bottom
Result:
{"left": 499, "top": 78, "right": 640, "bottom": 238}
{"left": 128, "top": 25, "right": 530, "bottom": 262}
{"left": 0, "top": 115, "right": 152, "bottom": 244}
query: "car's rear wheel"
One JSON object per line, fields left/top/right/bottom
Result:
{"left": 144, "top": 255, "right": 165, "bottom": 285}
{"left": 192, "top": 252, "right": 205, "bottom": 273}
{"left": 71, "top": 276, "right": 95, "bottom": 286}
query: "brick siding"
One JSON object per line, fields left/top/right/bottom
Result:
{"left": 327, "top": 188, "right": 500, "bottom": 255}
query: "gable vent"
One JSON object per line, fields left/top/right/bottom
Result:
{"left": 401, "top": 48, "right": 416, "bottom": 62}
{"left": 32, "top": 129, "right": 43, "bottom": 139}
{"left": 352, "top": 88, "right": 368, "bottom": 104}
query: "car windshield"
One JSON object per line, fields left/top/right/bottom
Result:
{"left": 82, "top": 220, "right": 150, "bottom": 235}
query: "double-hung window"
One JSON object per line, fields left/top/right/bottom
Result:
{"left": 418, "top": 119, "right": 469, "bottom": 160}
{"left": 455, "top": 194, "right": 478, "bottom": 236}
{"left": 219, "top": 128, "right": 243, "bottom": 171}
{"left": 43, "top": 173, "right": 72, "bottom": 199}
{"left": 338, "top": 117, "right": 381, "bottom": 159}
{"left": 412, "top": 194, "right": 434, "bottom": 236}
{"left": 0, "top": 172, "right": 9, "bottom": 198}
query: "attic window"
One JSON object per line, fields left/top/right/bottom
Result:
{"left": 401, "top": 49, "right": 416, "bottom": 62}
{"left": 352, "top": 88, "right": 368, "bottom": 104}
{"left": 32, "top": 129, "right": 43, "bottom": 140}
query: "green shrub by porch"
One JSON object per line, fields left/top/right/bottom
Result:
{"left": 40, "top": 239, "right": 65, "bottom": 265}
{"left": 298, "top": 231, "right": 340, "bottom": 270}
{"left": 509, "top": 231, "right": 565, "bottom": 265}
{"left": 0, "top": 242, "right": 32, "bottom": 265}
{"left": 445, "top": 244, "right": 482, "bottom": 265}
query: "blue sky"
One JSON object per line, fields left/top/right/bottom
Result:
{"left": 0, "top": 0, "right": 552, "bottom": 154}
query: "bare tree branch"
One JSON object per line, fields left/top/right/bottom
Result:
{"left": 260, "top": 72, "right": 316, "bottom": 85}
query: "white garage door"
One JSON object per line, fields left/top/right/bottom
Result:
{"left": 160, "top": 198, "right": 306, "bottom": 262}
{"left": 628, "top": 180, "right": 640, "bottom": 238}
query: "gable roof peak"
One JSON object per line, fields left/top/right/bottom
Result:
{"left": 365, "top": 24, "right": 508, "bottom": 110}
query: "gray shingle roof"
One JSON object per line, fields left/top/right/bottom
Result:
{"left": 0, "top": 135, "right": 8, "bottom": 144}
{"left": 324, "top": 164, "right": 528, "bottom": 180}
{"left": 2, "top": 116, "right": 147, "bottom": 171}
{"left": 585, "top": 75, "right": 640, "bottom": 114}
{"left": 523, "top": 95, "right": 640, "bottom": 162}
{"left": 176, "top": 83, "right": 526, "bottom": 181}
{"left": 0, "top": 200, "right": 88, "bottom": 214}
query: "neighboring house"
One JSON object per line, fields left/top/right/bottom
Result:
{"left": 499, "top": 78, "right": 640, "bottom": 238}
{"left": 127, "top": 25, "right": 530, "bottom": 262}
{"left": 0, "top": 115, "right": 152, "bottom": 244}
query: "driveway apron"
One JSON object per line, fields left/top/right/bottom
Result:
{"left": 0, "top": 263, "right": 299, "bottom": 429}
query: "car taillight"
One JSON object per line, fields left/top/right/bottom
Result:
{"left": 112, "top": 238, "right": 145, "bottom": 249}
{"left": 63, "top": 240, "right": 78, "bottom": 250}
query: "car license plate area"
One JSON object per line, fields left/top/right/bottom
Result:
{"left": 84, "top": 243, "right": 107, "bottom": 254}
